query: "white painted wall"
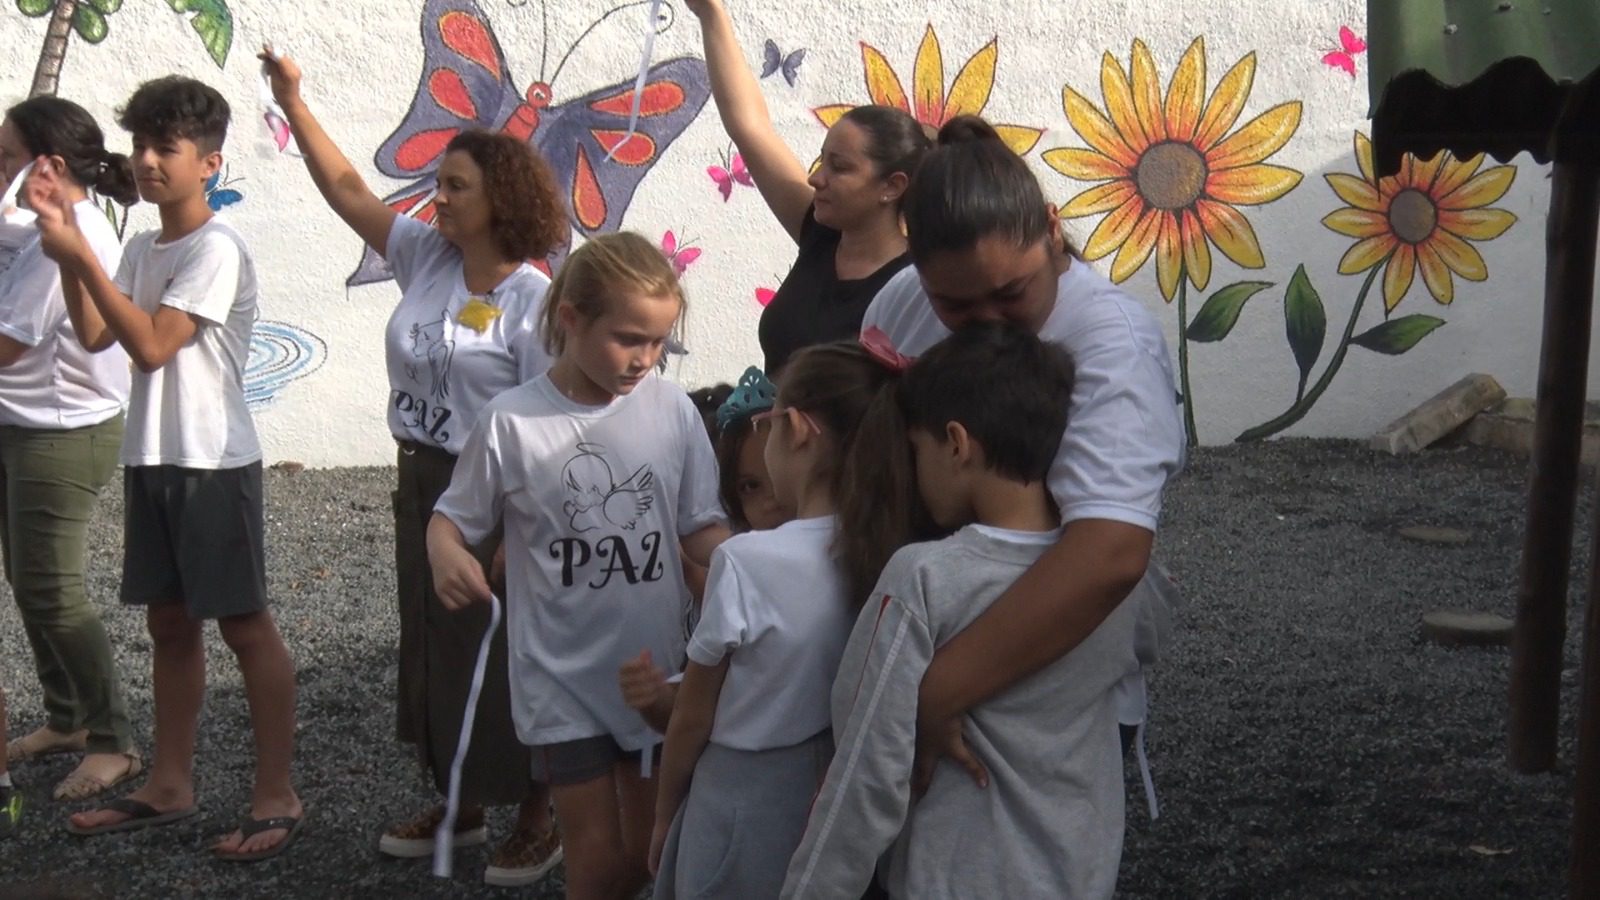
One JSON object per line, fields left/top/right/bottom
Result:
{"left": 2, "top": 0, "right": 1586, "bottom": 464}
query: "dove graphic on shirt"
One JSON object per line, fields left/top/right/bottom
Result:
{"left": 561, "top": 442, "right": 655, "bottom": 533}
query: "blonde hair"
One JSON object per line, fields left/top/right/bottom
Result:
{"left": 541, "top": 232, "right": 685, "bottom": 356}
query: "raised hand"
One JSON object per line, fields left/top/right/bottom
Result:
{"left": 257, "top": 44, "right": 303, "bottom": 108}
{"left": 24, "top": 158, "right": 87, "bottom": 266}
{"left": 683, "top": 0, "right": 717, "bottom": 20}
{"left": 619, "top": 650, "right": 670, "bottom": 713}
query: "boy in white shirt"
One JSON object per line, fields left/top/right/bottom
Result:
{"left": 30, "top": 76, "right": 302, "bottom": 861}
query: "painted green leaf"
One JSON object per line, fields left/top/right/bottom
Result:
{"left": 73, "top": 4, "right": 108, "bottom": 43}
{"left": 16, "top": 0, "right": 54, "bottom": 17}
{"left": 166, "top": 0, "right": 233, "bottom": 68}
{"left": 1283, "top": 264, "right": 1326, "bottom": 399}
{"left": 1351, "top": 315, "right": 1446, "bottom": 355}
{"left": 89, "top": 0, "right": 123, "bottom": 14}
{"left": 1185, "top": 281, "right": 1273, "bottom": 343}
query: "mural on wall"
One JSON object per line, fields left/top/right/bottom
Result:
{"left": 813, "top": 25, "right": 1044, "bottom": 156}
{"left": 348, "top": 0, "right": 712, "bottom": 286}
{"left": 1047, "top": 36, "right": 1303, "bottom": 446}
{"left": 245, "top": 321, "right": 328, "bottom": 409}
{"left": 1321, "top": 26, "right": 1366, "bottom": 79}
{"left": 707, "top": 145, "right": 753, "bottom": 201}
{"left": 17, "top": 0, "right": 232, "bottom": 97}
{"left": 204, "top": 167, "right": 242, "bottom": 210}
{"left": 761, "top": 38, "right": 805, "bottom": 88}
{"left": 659, "top": 229, "right": 700, "bottom": 276}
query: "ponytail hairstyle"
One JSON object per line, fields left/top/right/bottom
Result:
{"left": 838, "top": 105, "right": 933, "bottom": 210}
{"left": 778, "top": 340, "right": 929, "bottom": 607}
{"left": 5, "top": 96, "right": 137, "bottom": 206}
{"left": 902, "top": 114, "right": 1077, "bottom": 264}
{"left": 540, "top": 232, "right": 685, "bottom": 356}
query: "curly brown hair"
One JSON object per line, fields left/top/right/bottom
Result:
{"left": 445, "top": 130, "right": 568, "bottom": 262}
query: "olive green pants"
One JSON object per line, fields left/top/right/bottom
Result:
{"left": 0, "top": 416, "right": 133, "bottom": 754}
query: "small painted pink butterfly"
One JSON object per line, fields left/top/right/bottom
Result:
{"left": 1321, "top": 26, "right": 1367, "bottom": 78}
{"left": 708, "top": 147, "right": 754, "bottom": 202}
{"left": 660, "top": 230, "right": 702, "bottom": 277}
{"left": 755, "top": 286, "right": 776, "bottom": 307}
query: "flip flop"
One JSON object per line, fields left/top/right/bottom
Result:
{"left": 67, "top": 797, "right": 199, "bottom": 836}
{"left": 6, "top": 728, "right": 87, "bottom": 764}
{"left": 53, "top": 751, "right": 144, "bottom": 801}
{"left": 214, "top": 813, "right": 304, "bottom": 863}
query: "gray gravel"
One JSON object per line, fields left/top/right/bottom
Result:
{"left": 0, "top": 440, "right": 1584, "bottom": 898}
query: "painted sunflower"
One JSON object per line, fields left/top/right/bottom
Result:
{"left": 1046, "top": 37, "right": 1302, "bottom": 300}
{"left": 1323, "top": 132, "right": 1517, "bottom": 311}
{"left": 813, "top": 25, "right": 1043, "bottom": 156}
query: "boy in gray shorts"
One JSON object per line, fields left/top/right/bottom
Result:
{"left": 31, "top": 75, "right": 302, "bottom": 861}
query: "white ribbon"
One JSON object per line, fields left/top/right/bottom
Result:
{"left": 604, "top": 0, "right": 663, "bottom": 163}
{"left": 1135, "top": 720, "right": 1160, "bottom": 821}
{"left": 260, "top": 45, "right": 304, "bottom": 158}
{"left": 433, "top": 592, "right": 503, "bottom": 878}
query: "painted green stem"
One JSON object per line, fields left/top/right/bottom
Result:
{"left": 1235, "top": 263, "right": 1383, "bottom": 442}
{"left": 1176, "top": 266, "right": 1198, "bottom": 447}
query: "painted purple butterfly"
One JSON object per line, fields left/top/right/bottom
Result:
{"left": 760, "top": 39, "right": 805, "bottom": 87}
{"left": 349, "top": 0, "right": 711, "bottom": 285}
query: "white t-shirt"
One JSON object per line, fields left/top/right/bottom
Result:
{"left": 687, "top": 516, "right": 855, "bottom": 751}
{"left": 863, "top": 260, "right": 1185, "bottom": 530}
{"left": 434, "top": 372, "right": 726, "bottom": 751}
{"left": 114, "top": 218, "right": 260, "bottom": 468}
{"left": 0, "top": 199, "right": 130, "bottom": 428}
{"left": 383, "top": 215, "right": 552, "bottom": 454}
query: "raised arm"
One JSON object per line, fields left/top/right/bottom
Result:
{"left": 259, "top": 47, "right": 397, "bottom": 256}
{"left": 59, "top": 270, "right": 115, "bottom": 353}
{"left": 686, "top": 0, "right": 813, "bottom": 241}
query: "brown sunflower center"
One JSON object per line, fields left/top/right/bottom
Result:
{"left": 1388, "top": 189, "right": 1438, "bottom": 244}
{"left": 1135, "top": 141, "right": 1208, "bottom": 210}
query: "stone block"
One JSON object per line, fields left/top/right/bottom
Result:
{"left": 1370, "top": 374, "right": 1506, "bottom": 455}
{"left": 1421, "top": 610, "right": 1515, "bottom": 648}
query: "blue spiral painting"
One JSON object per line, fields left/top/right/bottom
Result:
{"left": 246, "top": 321, "right": 327, "bottom": 409}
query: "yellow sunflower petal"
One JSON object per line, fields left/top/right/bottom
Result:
{"left": 1439, "top": 207, "right": 1517, "bottom": 241}
{"left": 1082, "top": 195, "right": 1146, "bottom": 260}
{"left": 1061, "top": 180, "right": 1138, "bottom": 219}
{"left": 1155, "top": 212, "right": 1184, "bottom": 300}
{"left": 994, "top": 124, "right": 1044, "bottom": 156}
{"left": 1196, "top": 198, "right": 1265, "bottom": 268}
{"left": 1043, "top": 147, "right": 1130, "bottom": 182}
{"left": 1439, "top": 164, "right": 1516, "bottom": 210}
{"left": 862, "top": 42, "right": 909, "bottom": 111}
{"left": 1180, "top": 208, "right": 1212, "bottom": 292}
{"left": 1382, "top": 244, "right": 1417, "bottom": 311}
{"left": 1416, "top": 242, "right": 1455, "bottom": 304}
{"left": 1353, "top": 131, "right": 1376, "bottom": 184}
{"left": 812, "top": 104, "right": 853, "bottom": 129}
{"left": 1410, "top": 150, "right": 1448, "bottom": 191}
{"left": 1322, "top": 208, "right": 1389, "bottom": 239}
{"left": 1206, "top": 101, "right": 1301, "bottom": 170}
{"left": 912, "top": 25, "right": 946, "bottom": 125}
{"left": 1432, "top": 152, "right": 1485, "bottom": 197}
{"left": 1063, "top": 86, "right": 1139, "bottom": 169}
{"left": 1111, "top": 207, "right": 1163, "bottom": 284}
{"left": 1428, "top": 230, "right": 1489, "bottom": 281}
{"left": 1100, "top": 51, "right": 1149, "bottom": 152}
{"left": 1337, "top": 234, "right": 1396, "bottom": 274}
{"left": 1195, "top": 52, "right": 1255, "bottom": 150}
{"left": 1165, "top": 37, "right": 1206, "bottom": 142}
{"left": 1206, "top": 163, "right": 1302, "bottom": 206}
{"left": 1325, "top": 172, "right": 1383, "bottom": 212}
{"left": 1130, "top": 39, "right": 1169, "bottom": 143}
{"left": 945, "top": 38, "right": 998, "bottom": 119}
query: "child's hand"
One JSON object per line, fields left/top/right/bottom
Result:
{"left": 25, "top": 161, "right": 87, "bottom": 265}
{"left": 431, "top": 543, "right": 492, "bottom": 611}
{"left": 912, "top": 714, "right": 989, "bottom": 796}
{"left": 257, "top": 44, "right": 303, "bottom": 107}
{"left": 619, "top": 650, "right": 669, "bottom": 712}
{"left": 683, "top": 0, "right": 716, "bottom": 20}
{"left": 488, "top": 542, "right": 507, "bottom": 596}
{"left": 648, "top": 816, "right": 671, "bottom": 876}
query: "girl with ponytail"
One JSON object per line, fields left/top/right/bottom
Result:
{"left": 0, "top": 95, "right": 141, "bottom": 802}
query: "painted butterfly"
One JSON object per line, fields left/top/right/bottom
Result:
{"left": 1321, "top": 26, "right": 1367, "bottom": 78}
{"left": 206, "top": 170, "right": 243, "bottom": 211}
{"left": 707, "top": 146, "right": 753, "bottom": 202}
{"left": 349, "top": 0, "right": 712, "bottom": 286}
{"left": 760, "top": 39, "right": 805, "bottom": 87}
{"left": 755, "top": 286, "right": 776, "bottom": 307}
{"left": 660, "top": 229, "right": 702, "bottom": 276}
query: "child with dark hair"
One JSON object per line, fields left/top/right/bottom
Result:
{"left": 30, "top": 75, "right": 303, "bottom": 862}
{"left": 783, "top": 322, "right": 1139, "bottom": 899}
{"left": 686, "top": 382, "right": 733, "bottom": 442}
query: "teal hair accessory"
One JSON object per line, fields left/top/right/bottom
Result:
{"left": 716, "top": 366, "right": 775, "bottom": 432}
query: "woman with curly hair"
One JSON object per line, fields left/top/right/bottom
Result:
{"left": 263, "top": 50, "right": 565, "bottom": 887}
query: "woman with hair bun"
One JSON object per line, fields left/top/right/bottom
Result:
{"left": 0, "top": 95, "right": 141, "bottom": 802}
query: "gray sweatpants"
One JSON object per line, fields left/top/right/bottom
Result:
{"left": 653, "top": 730, "right": 832, "bottom": 899}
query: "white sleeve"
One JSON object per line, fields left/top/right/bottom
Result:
{"left": 383, "top": 215, "right": 443, "bottom": 292}
{"left": 1049, "top": 312, "right": 1185, "bottom": 531}
{"left": 675, "top": 392, "right": 727, "bottom": 534}
{"left": 161, "top": 232, "right": 241, "bottom": 325}
{"left": 685, "top": 546, "right": 747, "bottom": 666}
{"left": 782, "top": 570, "right": 933, "bottom": 899}
{"left": 432, "top": 408, "right": 505, "bottom": 545}
{"left": 0, "top": 248, "right": 61, "bottom": 347}
{"left": 112, "top": 240, "right": 136, "bottom": 295}
{"left": 860, "top": 265, "right": 918, "bottom": 338}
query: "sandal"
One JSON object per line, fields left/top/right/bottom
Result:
{"left": 53, "top": 751, "right": 144, "bottom": 801}
{"left": 214, "top": 813, "right": 305, "bottom": 863}
{"left": 6, "top": 727, "right": 87, "bottom": 764}
{"left": 67, "top": 797, "right": 199, "bottom": 836}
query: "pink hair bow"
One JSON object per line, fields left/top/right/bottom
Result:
{"left": 860, "top": 326, "right": 915, "bottom": 373}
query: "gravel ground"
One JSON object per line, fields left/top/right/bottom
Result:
{"left": 0, "top": 439, "right": 1585, "bottom": 898}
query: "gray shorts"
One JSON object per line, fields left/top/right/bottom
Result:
{"left": 530, "top": 735, "right": 654, "bottom": 787}
{"left": 120, "top": 462, "right": 268, "bottom": 620}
